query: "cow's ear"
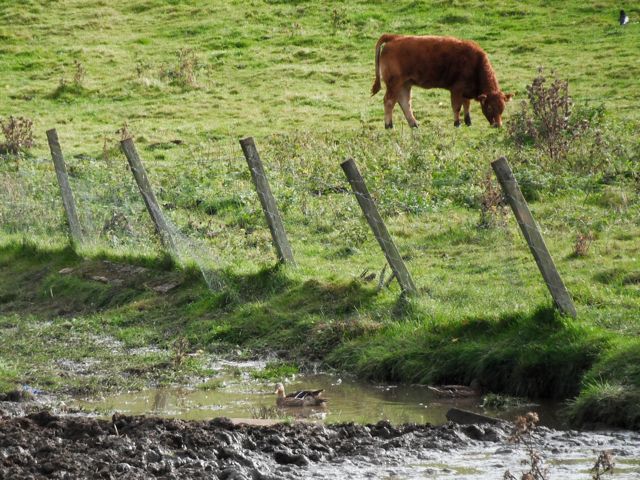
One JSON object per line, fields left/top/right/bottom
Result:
{"left": 476, "top": 94, "right": 487, "bottom": 104}
{"left": 504, "top": 93, "right": 514, "bottom": 102}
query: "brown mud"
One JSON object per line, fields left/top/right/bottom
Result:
{"left": 2, "top": 407, "right": 640, "bottom": 480}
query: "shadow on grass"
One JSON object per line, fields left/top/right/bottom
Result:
{"left": 2, "top": 242, "right": 639, "bottom": 428}
{"left": 329, "top": 305, "right": 608, "bottom": 400}
{"left": 0, "top": 242, "right": 382, "bottom": 359}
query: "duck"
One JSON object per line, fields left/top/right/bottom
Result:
{"left": 427, "top": 379, "right": 482, "bottom": 399}
{"left": 274, "top": 383, "right": 327, "bottom": 407}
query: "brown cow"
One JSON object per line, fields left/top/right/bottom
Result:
{"left": 371, "top": 34, "right": 513, "bottom": 129}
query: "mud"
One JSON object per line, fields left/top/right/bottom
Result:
{"left": 2, "top": 409, "right": 640, "bottom": 479}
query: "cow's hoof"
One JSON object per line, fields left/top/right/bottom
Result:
{"left": 464, "top": 115, "right": 471, "bottom": 126}
{"left": 385, "top": 122, "right": 393, "bottom": 129}
{"left": 410, "top": 122, "right": 418, "bottom": 128}
{"left": 454, "top": 120, "right": 461, "bottom": 128}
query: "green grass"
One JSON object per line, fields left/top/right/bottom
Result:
{"left": 0, "top": 0, "right": 639, "bottom": 429}
{"left": 1, "top": 1, "right": 640, "bottom": 151}
{"left": 251, "top": 361, "right": 299, "bottom": 381}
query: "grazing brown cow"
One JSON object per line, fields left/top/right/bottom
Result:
{"left": 371, "top": 34, "right": 513, "bottom": 129}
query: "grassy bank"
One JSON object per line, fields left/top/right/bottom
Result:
{"left": 1, "top": 0, "right": 639, "bottom": 429}
{"left": 0, "top": 163, "right": 638, "bottom": 427}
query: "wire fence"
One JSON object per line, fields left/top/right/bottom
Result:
{"left": 0, "top": 129, "right": 580, "bottom": 314}
{"left": 0, "top": 158, "right": 64, "bottom": 237}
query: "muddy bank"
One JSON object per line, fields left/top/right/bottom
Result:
{"left": 1, "top": 410, "right": 640, "bottom": 479}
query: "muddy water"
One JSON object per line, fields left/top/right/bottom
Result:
{"left": 73, "top": 370, "right": 560, "bottom": 427}
{"left": 65, "top": 362, "right": 640, "bottom": 479}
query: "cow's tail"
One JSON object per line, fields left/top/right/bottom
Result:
{"left": 371, "top": 34, "right": 399, "bottom": 96}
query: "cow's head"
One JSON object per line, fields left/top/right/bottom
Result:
{"left": 477, "top": 91, "right": 513, "bottom": 127}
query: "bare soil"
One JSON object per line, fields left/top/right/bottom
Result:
{"left": 0, "top": 407, "right": 504, "bottom": 479}
{"left": 1, "top": 398, "right": 640, "bottom": 479}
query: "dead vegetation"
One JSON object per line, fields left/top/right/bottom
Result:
{"left": 0, "top": 116, "right": 34, "bottom": 155}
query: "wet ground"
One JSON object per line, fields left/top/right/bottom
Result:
{"left": 1, "top": 408, "right": 639, "bottom": 479}
{"left": 2, "top": 360, "right": 640, "bottom": 479}
{"left": 72, "top": 362, "right": 562, "bottom": 427}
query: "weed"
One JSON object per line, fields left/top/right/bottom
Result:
{"left": 503, "top": 412, "right": 548, "bottom": 480}
{"left": 101, "top": 136, "right": 121, "bottom": 166}
{"left": 197, "top": 378, "right": 224, "bottom": 391}
{"left": 590, "top": 450, "right": 615, "bottom": 479}
{"left": 573, "top": 231, "right": 594, "bottom": 257}
{"left": 172, "top": 336, "right": 190, "bottom": 367}
{"left": 161, "top": 48, "right": 199, "bottom": 89}
{"left": 102, "top": 212, "right": 133, "bottom": 237}
{"left": 73, "top": 60, "right": 86, "bottom": 87}
{"left": 508, "top": 68, "right": 597, "bottom": 163}
{"left": 135, "top": 59, "right": 152, "bottom": 80}
{"left": 49, "top": 60, "right": 91, "bottom": 101}
{"left": 249, "top": 405, "right": 289, "bottom": 420}
{"left": 481, "top": 393, "right": 529, "bottom": 410}
{"left": 331, "top": 8, "right": 348, "bottom": 33}
{"left": 508, "top": 69, "right": 569, "bottom": 160}
{"left": 0, "top": 116, "right": 34, "bottom": 154}
{"left": 478, "top": 172, "right": 507, "bottom": 229}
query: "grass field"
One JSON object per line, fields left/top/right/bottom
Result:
{"left": 1, "top": 1, "right": 639, "bottom": 429}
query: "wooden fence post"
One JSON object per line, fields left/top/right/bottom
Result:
{"left": 492, "top": 157, "right": 577, "bottom": 317}
{"left": 46, "top": 129, "right": 84, "bottom": 245}
{"left": 341, "top": 158, "right": 417, "bottom": 296}
{"left": 239, "top": 137, "right": 295, "bottom": 265}
{"left": 120, "top": 138, "right": 176, "bottom": 252}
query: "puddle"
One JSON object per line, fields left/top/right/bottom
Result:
{"left": 10, "top": 360, "right": 640, "bottom": 480}
{"left": 73, "top": 367, "right": 563, "bottom": 427}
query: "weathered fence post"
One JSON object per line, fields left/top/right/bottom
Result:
{"left": 341, "top": 158, "right": 417, "bottom": 296}
{"left": 239, "top": 137, "right": 295, "bottom": 265}
{"left": 120, "top": 138, "right": 176, "bottom": 252}
{"left": 46, "top": 129, "right": 84, "bottom": 245}
{"left": 492, "top": 157, "right": 576, "bottom": 317}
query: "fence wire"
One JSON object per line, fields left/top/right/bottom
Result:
{"left": 0, "top": 131, "right": 552, "bottom": 308}
{"left": 0, "top": 158, "right": 64, "bottom": 238}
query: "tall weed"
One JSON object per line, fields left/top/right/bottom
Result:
{"left": 0, "top": 116, "right": 34, "bottom": 155}
{"left": 507, "top": 69, "right": 612, "bottom": 175}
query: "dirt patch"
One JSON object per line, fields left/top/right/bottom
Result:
{"left": 2, "top": 410, "right": 639, "bottom": 479}
{"left": 0, "top": 411, "right": 504, "bottom": 479}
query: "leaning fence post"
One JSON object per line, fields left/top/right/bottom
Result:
{"left": 239, "top": 137, "right": 295, "bottom": 265}
{"left": 492, "top": 157, "right": 576, "bottom": 317}
{"left": 120, "top": 138, "right": 176, "bottom": 252}
{"left": 46, "top": 129, "right": 84, "bottom": 245}
{"left": 341, "top": 158, "right": 417, "bottom": 296}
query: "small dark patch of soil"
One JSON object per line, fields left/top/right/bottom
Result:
{"left": 0, "top": 390, "right": 32, "bottom": 402}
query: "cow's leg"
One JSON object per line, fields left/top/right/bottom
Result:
{"left": 383, "top": 89, "right": 396, "bottom": 129}
{"left": 398, "top": 84, "right": 418, "bottom": 128}
{"left": 463, "top": 98, "right": 472, "bottom": 126}
{"left": 451, "top": 92, "right": 463, "bottom": 128}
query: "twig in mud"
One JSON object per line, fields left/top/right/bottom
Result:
{"left": 111, "top": 414, "right": 119, "bottom": 436}
{"left": 504, "top": 412, "right": 548, "bottom": 480}
{"left": 590, "top": 450, "right": 615, "bottom": 479}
